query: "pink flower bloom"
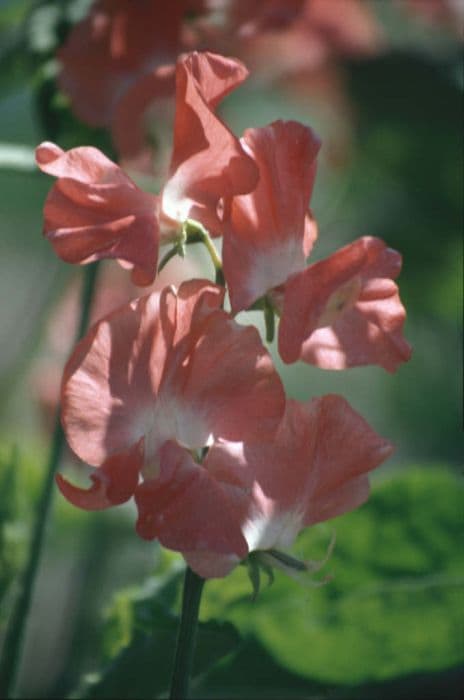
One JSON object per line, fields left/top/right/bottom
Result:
{"left": 219, "top": 0, "right": 306, "bottom": 39}
{"left": 57, "top": 0, "right": 192, "bottom": 127}
{"left": 223, "top": 119, "right": 320, "bottom": 312}
{"left": 35, "top": 141, "right": 159, "bottom": 285}
{"left": 57, "top": 279, "right": 285, "bottom": 557}
{"left": 111, "top": 64, "right": 176, "bottom": 175}
{"left": 185, "top": 394, "right": 393, "bottom": 578}
{"left": 223, "top": 120, "right": 410, "bottom": 372}
{"left": 401, "top": 0, "right": 464, "bottom": 32}
{"left": 30, "top": 255, "right": 200, "bottom": 431}
{"left": 279, "top": 236, "right": 413, "bottom": 372}
{"left": 207, "top": 0, "right": 383, "bottom": 84}
{"left": 37, "top": 52, "right": 259, "bottom": 282}
{"left": 160, "top": 51, "right": 259, "bottom": 236}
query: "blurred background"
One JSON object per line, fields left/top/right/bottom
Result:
{"left": 0, "top": 1, "right": 462, "bottom": 698}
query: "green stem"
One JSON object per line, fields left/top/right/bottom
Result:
{"left": 185, "top": 219, "right": 223, "bottom": 281}
{"left": 264, "top": 297, "right": 275, "bottom": 344}
{"left": 169, "top": 567, "right": 205, "bottom": 699}
{"left": 0, "top": 263, "right": 100, "bottom": 699}
{"left": 158, "top": 244, "right": 180, "bottom": 274}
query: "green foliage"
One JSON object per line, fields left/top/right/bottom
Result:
{"left": 0, "top": 447, "right": 25, "bottom": 616}
{"left": 77, "top": 565, "right": 242, "bottom": 699}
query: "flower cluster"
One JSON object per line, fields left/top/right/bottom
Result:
{"left": 55, "top": 0, "right": 384, "bottom": 172}
{"left": 37, "top": 49, "right": 411, "bottom": 580}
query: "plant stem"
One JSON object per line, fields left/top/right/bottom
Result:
{"left": 0, "top": 263, "right": 99, "bottom": 699}
{"left": 169, "top": 567, "right": 205, "bottom": 699}
{"left": 264, "top": 297, "right": 275, "bottom": 343}
{"left": 185, "top": 219, "right": 223, "bottom": 281}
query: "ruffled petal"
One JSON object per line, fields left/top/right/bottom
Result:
{"left": 56, "top": 439, "right": 144, "bottom": 510}
{"left": 205, "top": 396, "right": 393, "bottom": 552}
{"left": 279, "top": 236, "right": 412, "bottom": 371}
{"left": 61, "top": 279, "right": 282, "bottom": 474}
{"left": 57, "top": 0, "right": 186, "bottom": 126}
{"left": 161, "top": 51, "right": 259, "bottom": 235}
{"left": 36, "top": 142, "right": 159, "bottom": 284}
{"left": 61, "top": 290, "right": 175, "bottom": 467}
{"left": 135, "top": 441, "right": 249, "bottom": 558}
{"left": 111, "top": 64, "right": 176, "bottom": 174}
{"left": 163, "top": 306, "right": 286, "bottom": 444}
{"left": 223, "top": 120, "right": 320, "bottom": 312}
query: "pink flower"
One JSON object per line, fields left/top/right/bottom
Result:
{"left": 57, "top": 0, "right": 191, "bottom": 127}
{"left": 35, "top": 141, "right": 159, "bottom": 285}
{"left": 185, "top": 394, "right": 393, "bottom": 578}
{"left": 279, "top": 236, "right": 413, "bottom": 371}
{"left": 37, "top": 52, "right": 259, "bottom": 283}
{"left": 223, "top": 120, "right": 411, "bottom": 372}
{"left": 160, "top": 51, "right": 259, "bottom": 236}
{"left": 57, "top": 279, "right": 285, "bottom": 558}
{"left": 223, "top": 119, "right": 320, "bottom": 313}
{"left": 205, "top": 0, "right": 383, "bottom": 83}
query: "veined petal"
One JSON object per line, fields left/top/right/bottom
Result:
{"left": 57, "top": 0, "right": 187, "bottom": 126}
{"left": 135, "top": 441, "right": 249, "bottom": 557}
{"left": 56, "top": 439, "right": 144, "bottom": 511}
{"left": 204, "top": 396, "right": 393, "bottom": 554}
{"left": 111, "top": 64, "right": 176, "bottom": 174}
{"left": 223, "top": 120, "right": 320, "bottom": 312}
{"left": 61, "top": 290, "right": 175, "bottom": 467}
{"left": 161, "top": 51, "right": 259, "bottom": 235}
{"left": 279, "top": 236, "right": 412, "bottom": 371}
{"left": 162, "top": 308, "right": 286, "bottom": 444}
{"left": 36, "top": 142, "right": 159, "bottom": 284}
{"left": 61, "top": 279, "right": 283, "bottom": 473}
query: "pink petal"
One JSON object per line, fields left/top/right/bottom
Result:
{"left": 61, "top": 291, "right": 175, "bottom": 466}
{"left": 36, "top": 142, "right": 159, "bottom": 284}
{"left": 182, "top": 551, "right": 240, "bottom": 579}
{"left": 111, "top": 64, "right": 176, "bottom": 173}
{"left": 279, "top": 236, "right": 412, "bottom": 371}
{"left": 61, "top": 279, "right": 283, "bottom": 471}
{"left": 223, "top": 120, "right": 320, "bottom": 312}
{"left": 56, "top": 438, "right": 144, "bottom": 511}
{"left": 205, "top": 396, "right": 393, "bottom": 551}
{"left": 161, "top": 51, "right": 259, "bottom": 235}
{"left": 57, "top": 0, "right": 186, "bottom": 126}
{"left": 135, "top": 441, "right": 249, "bottom": 558}
{"left": 163, "top": 308, "right": 286, "bottom": 444}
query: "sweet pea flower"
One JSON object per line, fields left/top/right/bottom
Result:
{"left": 223, "top": 119, "right": 411, "bottom": 372}
{"left": 184, "top": 394, "right": 394, "bottom": 578}
{"left": 35, "top": 141, "right": 159, "bottom": 285}
{"left": 37, "top": 52, "right": 259, "bottom": 284}
{"left": 223, "top": 119, "right": 320, "bottom": 312}
{"left": 160, "top": 51, "right": 259, "bottom": 236}
{"left": 57, "top": 0, "right": 194, "bottom": 127}
{"left": 57, "top": 279, "right": 285, "bottom": 558}
{"left": 279, "top": 236, "right": 413, "bottom": 372}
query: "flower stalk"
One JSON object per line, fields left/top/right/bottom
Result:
{"left": 0, "top": 263, "right": 99, "bottom": 699}
{"left": 169, "top": 566, "right": 205, "bottom": 700}
{"left": 185, "top": 219, "right": 225, "bottom": 285}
